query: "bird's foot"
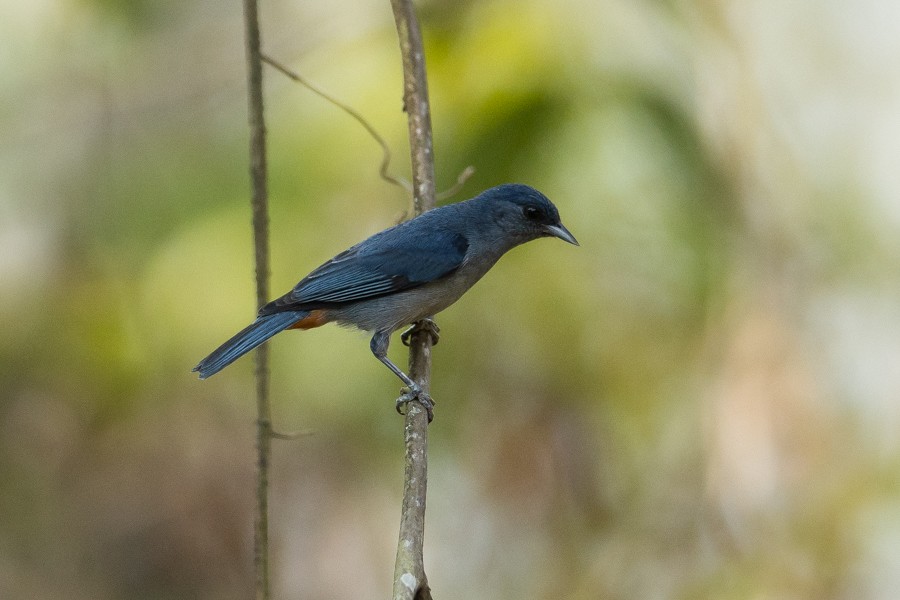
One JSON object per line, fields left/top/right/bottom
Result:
{"left": 395, "top": 383, "right": 435, "bottom": 422}
{"left": 401, "top": 318, "right": 440, "bottom": 347}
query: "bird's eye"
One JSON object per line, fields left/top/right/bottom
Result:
{"left": 523, "top": 206, "right": 541, "bottom": 220}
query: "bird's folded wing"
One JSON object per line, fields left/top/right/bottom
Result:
{"left": 259, "top": 229, "right": 469, "bottom": 313}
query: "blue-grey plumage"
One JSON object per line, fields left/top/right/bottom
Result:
{"left": 193, "top": 311, "right": 308, "bottom": 379}
{"left": 193, "top": 183, "right": 578, "bottom": 413}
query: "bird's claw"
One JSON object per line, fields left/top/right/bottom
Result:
{"left": 395, "top": 385, "right": 435, "bottom": 422}
{"left": 401, "top": 318, "right": 441, "bottom": 347}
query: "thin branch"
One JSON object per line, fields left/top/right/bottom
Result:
{"left": 390, "top": 0, "right": 437, "bottom": 598}
{"left": 436, "top": 165, "right": 476, "bottom": 201}
{"left": 391, "top": 0, "right": 437, "bottom": 216}
{"left": 269, "top": 427, "right": 312, "bottom": 440}
{"left": 241, "top": 1, "right": 272, "bottom": 599}
{"left": 261, "top": 53, "right": 476, "bottom": 204}
{"left": 261, "top": 53, "right": 411, "bottom": 193}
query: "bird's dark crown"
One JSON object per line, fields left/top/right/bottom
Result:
{"left": 481, "top": 183, "right": 562, "bottom": 227}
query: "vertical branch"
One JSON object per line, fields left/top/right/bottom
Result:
{"left": 390, "top": 1, "right": 436, "bottom": 599}
{"left": 242, "top": 1, "right": 272, "bottom": 599}
{"left": 391, "top": 0, "right": 437, "bottom": 213}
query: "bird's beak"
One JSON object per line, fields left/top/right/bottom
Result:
{"left": 545, "top": 223, "right": 579, "bottom": 246}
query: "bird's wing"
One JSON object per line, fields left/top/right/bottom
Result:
{"left": 259, "top": 227, "right": 469, "bottom": 313}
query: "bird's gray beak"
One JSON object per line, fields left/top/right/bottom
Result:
{"left": 545, "top": 223, "right": 579, "bottom": 246}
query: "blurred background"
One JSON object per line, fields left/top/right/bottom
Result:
{"left": 2, "top": 0, "right": 900, "bottom": 598}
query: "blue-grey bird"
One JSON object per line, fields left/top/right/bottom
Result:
{"left": 193, "top": 183, "right": 578, "bottom": 418}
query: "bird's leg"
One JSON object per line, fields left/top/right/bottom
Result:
{"left": 370, "top": 331, "right": 434, "bottom": 422}
{"left": 401, "top": 318, "right": 440, "bottom": 347}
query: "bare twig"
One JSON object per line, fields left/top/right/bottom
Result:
{"left": 241, "top": 1, "right": 272, "bottom": 599}
{"left": 390, "top": 1, "right": 437, "bottom": 598}
{"left": 269, "top": 428, "right": 311, "bottom": 441}
{"left": 391, "top": 0, "right": 436, "bottom": 216}
{"left": 261, "top": 53, "right": 411, "bottom": 193}
{"left": 436, "top": 165, "right": 476, "bottom": 201}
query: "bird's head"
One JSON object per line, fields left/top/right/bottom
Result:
{"left": 481, "top": 184, "right": 579, "bottom": 246}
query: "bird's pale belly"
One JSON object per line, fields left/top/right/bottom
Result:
{"left": 328, "top": 281, "right": 464, "bottom": 332}
{"left": 329, "top": 263, "right": 492, "bottom": 333}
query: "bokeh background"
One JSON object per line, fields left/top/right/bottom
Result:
{"left": 3, "top": 0, "right": 900, "bottom": 598}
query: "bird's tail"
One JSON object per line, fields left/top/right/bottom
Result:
{"left": 193, "top": 311, "right": 308, "bottom": 379}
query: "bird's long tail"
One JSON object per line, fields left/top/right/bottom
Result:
{"left": 193, "top": 311, "right": 308, "bottom": 379}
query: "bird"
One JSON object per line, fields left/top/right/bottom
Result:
{"left": 193, "top": 183, "right": 578, "bottom": 419}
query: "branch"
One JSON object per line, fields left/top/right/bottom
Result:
{"left": 261, "top": 53, "right": 475, "bottom": 203}
{"left": 391, "top": 0, "right": 437, "bottom": 215}
{"left": 261, "top": 53, "right": 411, "bottom": 193}
{"left": 390, "top": 1, "right": 436, "bottom": 599}
{"left": 436, "top": 165, "right": 476, "bottom": 201}
{"left": 241, "top": 1, "right": 273, "bottom": 599}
